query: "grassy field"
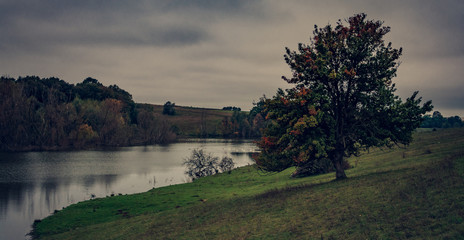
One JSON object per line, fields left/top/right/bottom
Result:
{"left": 32, "top": 128, "right": 464, "bottom": 239}
{"left": 145, "top": 104, "right": 236, "bottom": 137}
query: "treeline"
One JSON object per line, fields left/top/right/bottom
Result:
{"left": 165, "top": 104, "right": 265, "bottom": 139}
{"left": 0, "top": 76, "right": 175, "bottom": 151}
{"left": 222, "top": 106, "right": 241, "bottom": 111}
{"left": 421, "top": 111, "right": 464, "bottom": 129}
{"left": 218, "top": 109, "right": 265, "bottom": 138}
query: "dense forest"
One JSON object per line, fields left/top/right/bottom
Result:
{"left": 0, "top": 76, "right": 174, "bottom": 151}
{"left": 0, "top": 76, "right": 265, "bottom": 151}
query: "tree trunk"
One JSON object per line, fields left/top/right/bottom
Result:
{"left": 333, "top": 149, "right": 347, "bottom": 180}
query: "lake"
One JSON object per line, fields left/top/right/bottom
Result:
{"left": 0, "top": 139, "right": 257, "bottom": 240}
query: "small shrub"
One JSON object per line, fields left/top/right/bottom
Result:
{"left": 219, "top": 156, "right": 235, "bottom": 173}
{"left": 183, "top": 149, "right": 236, "bottom": 180}
{"left": 183, "top": 149, "right": 219, "bottom": 180}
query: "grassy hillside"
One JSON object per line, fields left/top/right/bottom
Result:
{"left": 144, "top": 104, "right": 237, "bottom": 137}
{"left": 32, "top": 128, "right": 464, "bottom": 239}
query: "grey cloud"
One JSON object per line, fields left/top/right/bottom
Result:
{"left": 388, "top": 0, "right": 464, "bottom": 58}
{"left": 163, "top": 0, "right": 250, "bottom": 11}
{"left": 0, "top": 0, "right": 274, "bottom": 53}
{"left": 1, "top": 0, "right": 463, "bottom": 116}
{"left": 0, "top": 1, "right": 214, "bottom": 52}
{"left": 59, "top": 26, "right": 208, "bottom": 48}
{"left": 419, "top": 85, "right": 464, "bottom": 111}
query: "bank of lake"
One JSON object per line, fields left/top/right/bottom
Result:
{"left": 32, "top": 128, "right": 464, "bottom": 239}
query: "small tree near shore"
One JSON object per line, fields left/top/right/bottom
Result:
{"left": 183, "top": 149, "right": 236, "bottom": 180}
{"left": 183, "top": 149, "right": 219, "bottom": 180}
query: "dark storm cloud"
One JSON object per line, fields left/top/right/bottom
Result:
{"left": 1, "top": 24, "right": 208, "bottom": 53}
{"left": 163, "top": 0, "right": 250, "bottom": 12}
{"left": 393, "top": 0, "right": 464, "bottom": 58}
{"left": 0, "top": 0, "right": 217, "bottom": 52}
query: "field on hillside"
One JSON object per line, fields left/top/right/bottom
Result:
{"left": 32, "top": 128, "right": 464, "bottom": 239}
{"left": 151, "top": 105, "right": 236, "bottom": 137}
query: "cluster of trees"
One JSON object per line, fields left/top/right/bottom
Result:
{"left": 162, "top": 101, "right": 176, "bottom": 115}
{"left": 421, "top": 111, "right": 463, "bottom": 129}
{"left": 222, "top": 106, "right": 241, "bottom": 111}
{"left": 0, "top": 76, "right": 175, "bottom": 151}
{"left": 254, "top": 14, "right": 432, "bottom": 179}
{"left": 219, "top": 109, "right": 265, "bottom": 138}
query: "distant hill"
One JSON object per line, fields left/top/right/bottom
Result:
{"left": 138, "top": 104, "right": 252, "bottom": 138}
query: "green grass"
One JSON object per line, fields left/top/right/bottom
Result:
{"left": 32, "top": 128, "right": 464, "bottom": 239}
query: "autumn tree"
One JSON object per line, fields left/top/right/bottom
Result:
{"left": 98, "top": 98, "right": 128, "bottom": 146}
{"left": 137, "top": 108, "right": 158, "bottom": 144}
{"left": 255, "top": 14, "right": 432, "bottom": 180}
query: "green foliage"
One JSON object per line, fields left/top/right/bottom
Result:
{"left": 256, "top": 13, "right": 432, "bottom": 179}
{"left": 255, "top": 87, "right": 331, "bottom": 173}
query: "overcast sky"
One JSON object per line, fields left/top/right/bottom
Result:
{"left": 1, "top": 0, "right": 463, "bottom": 116}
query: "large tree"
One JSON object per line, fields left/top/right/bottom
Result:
{"left": 255, "top": 13, "right": 432, "bottom": 179}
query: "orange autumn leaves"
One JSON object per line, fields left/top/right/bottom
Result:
{"left": 257, "top": 86, "right": 324, "bottom": 167}
{"left": 344, "top": 68, "right": 356, "bottom": 77}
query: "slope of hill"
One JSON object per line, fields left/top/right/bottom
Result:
{"left": 150, "top": 104, "right": 237, "bottom": 137}
{"left": 32, "top": 128, "right": 464, "bottom": 239}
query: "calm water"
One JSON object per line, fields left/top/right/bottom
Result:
{"left": 0, "top": 139, "right": 257, "bottom": 240}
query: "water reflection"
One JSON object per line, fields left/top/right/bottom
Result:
{"left": 0, "top": 182, "right": 34, "bottom": 215}
{"left": 0, "top": 139, "right": 256, "bottom": 240}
